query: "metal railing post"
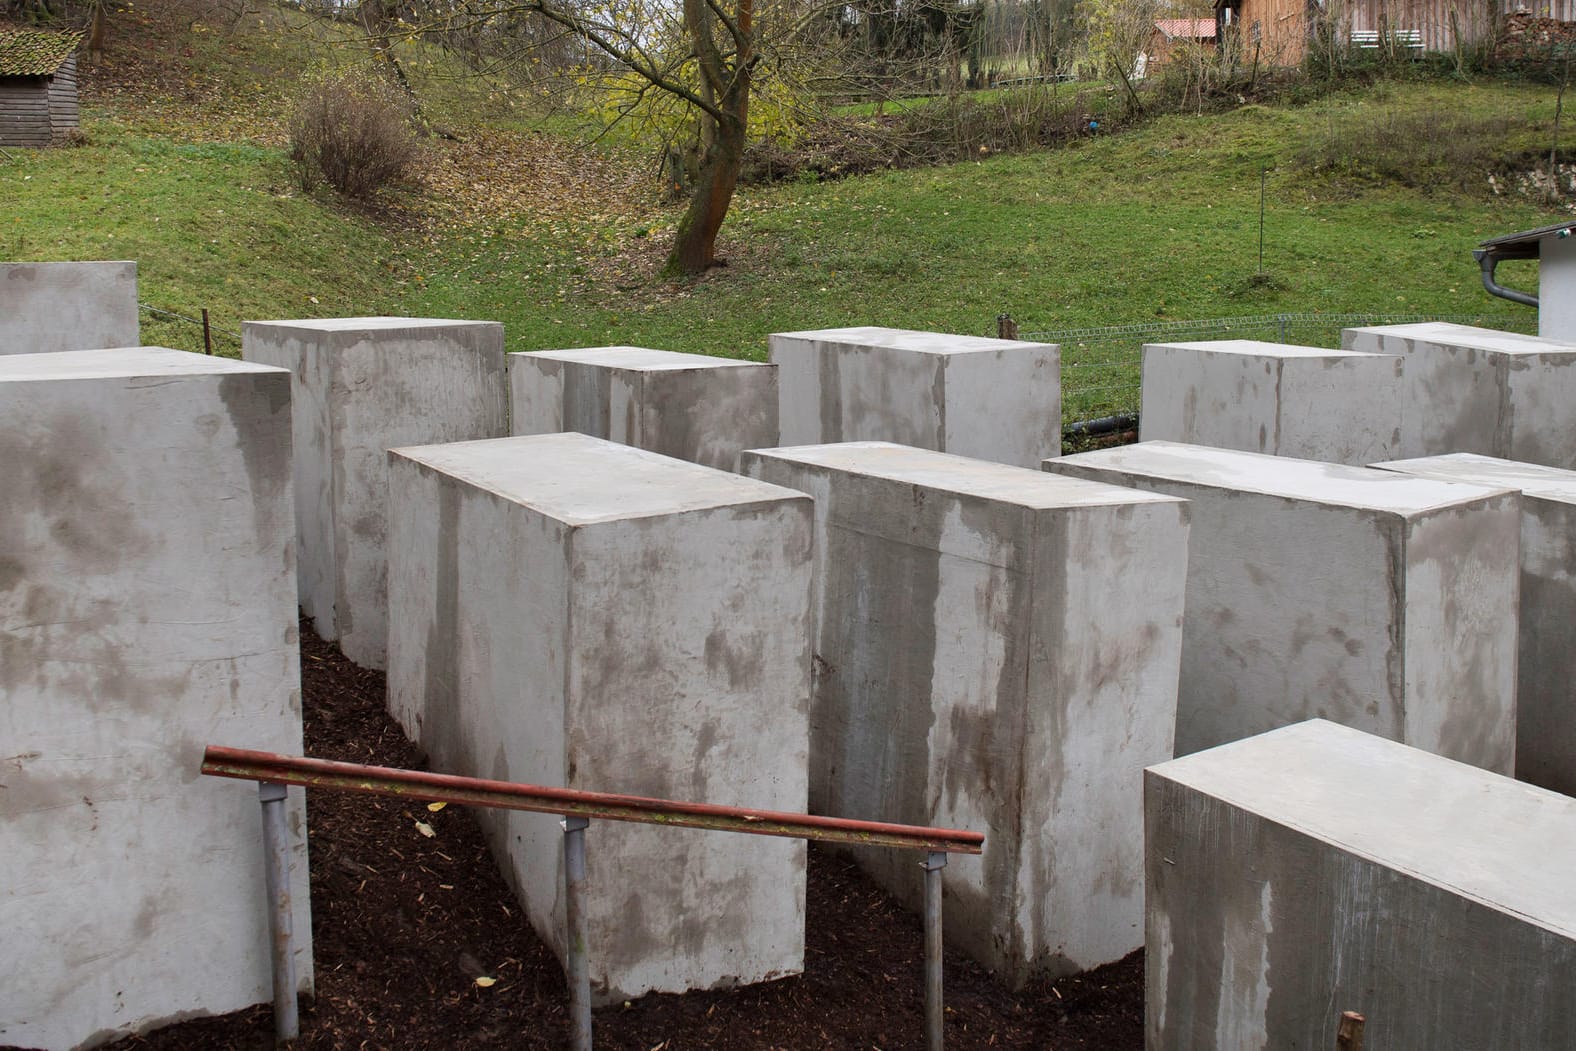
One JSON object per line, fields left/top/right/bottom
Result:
{"left": 206, "top": 746, "right": 986, "bottom": 1049}
{"left": 922, "top": 850, "right": 947, "bottom": 1051}
{"left": 258, "top": 781, "right": 299, "bottom": 1045}
{"left": 562, "top": 816, "right": 592, "bottom": 1051}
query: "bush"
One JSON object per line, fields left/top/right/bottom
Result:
{"left": 1293, "top": 107, "right": 1518, "bottom": 192}
{"left": 741, "top": 85, "right": 1117, "bottom": 184}
{"left": 289, "top": 72, "right": 422, "bottom": 200}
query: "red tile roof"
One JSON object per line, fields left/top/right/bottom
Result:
{"left": 1154, "top": 18, "right": 1218, "bottom": 40}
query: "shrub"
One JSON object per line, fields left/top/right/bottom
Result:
{"left": 1293, "top": 107, "right": 1518, "bottom": 192}
{"left": 289, "top": 71, "right": 422, "bottom": 200}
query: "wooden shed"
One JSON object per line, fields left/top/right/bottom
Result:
{"left": 1213, "top": 0, "right": 1562, "bottom": 64}
{"left": 0, "top": 27, "right": 81, "bottom": 147}
{"left": 1139, "top": 17, "right": 1218, "bottom": 75}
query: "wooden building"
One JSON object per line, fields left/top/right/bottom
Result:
{"left": 1215, "top": 0, "right": 1576, "bottom": 64}
{"left": 1139, "top": 17, "right": 1218, "bottom": 74}
{"left": 0, "top": 28, "right": 81, "bottom": 147}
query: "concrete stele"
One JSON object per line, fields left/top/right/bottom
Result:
{"left": 1146, "top": 719, "right": 1576, "bottom": 1049}
{"left": 1139, "top": 339, "right": 1404, "bottom": 465}
{"left": 1544, "top": 230, "right": 1576, "bottom": 341}
{"left": 386, "top": 433, "right": 813, "bottom": 1003}
{"left": 1342, "top": 321, "right": 1576, "bottom": 469}
{"left": 508, "top": 345, "right": 777, "bottom": 471}
{"left": 242, "top": 316, "right": 507, "bottom": 669}
{"left": 740, "top": 441, "right": 1190, "bottom": 986}
{"left": 769, "top": 326, "right": 1061, "bottom": 468}
{"left": 1045, "top": 440, "right": 1519, "bottom": 771}
{"left": 0, "top": 260, "right": 138, "bottom": 354}
{"left": 0, "top": 348, "right": 310, "bottom": 1050}
{"left": 1373, "top": 452, "right": 1576, "bottom": 796}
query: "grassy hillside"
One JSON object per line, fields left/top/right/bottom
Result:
{"left": 3, "top": 2, "right": 1566, "bottom": 418}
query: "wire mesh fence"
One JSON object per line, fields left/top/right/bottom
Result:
{"left": 998, "top": 312, "right": 1541, "bottom": 428}
{"left": 138, "top": 300, "right": 1540, "bottom": 430}
{"left": 139, "top": 302, "right": 243, "bottom": 357}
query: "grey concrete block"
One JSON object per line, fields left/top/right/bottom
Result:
{"left": 0, "top": 348, "right": 310, "bottom": 1050}
{"left": 1342, "top": 322, "right": 1576, "bottom": 469}
{"left": 770, "top": 327, "right": 1061, "bottom": 468}
{"left": 740, "top": 441, "right": 1189, "bottom": 986}
{"left": 1544, "top": 231, "right": 1576, "bottom": 341}
{"left": 1139, "top": 339, "right": 1404, "bottom": 465}
{"left": 508, "top": 346, "right": 777, "bottom": 471}
{"left": 386, "top": 433, "right": 812, "bottom": 1003}
{"left": 243, "top": 317, "right": 507, "bottom": 669}
{"left": 0, "top": 260, "right": 138, "bottom": 354}
{"left": 1046, "top": 441, "right": 1519, "bottom": 771}
{"left": 1374, "top": 453, "right": 1576, "bottom": 795}
{"left": 1146, "top": 719, "right": 1576, "bottom": 1050}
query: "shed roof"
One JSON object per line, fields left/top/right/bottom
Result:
{"left": 1479, "top": 221, "right": 1576, "bottom": 255}
{"left": 1155, "top": 18, "right": 1217, "bottom": 39}
{"left": 0, "top": 27, "right": 80, "bottom": 77}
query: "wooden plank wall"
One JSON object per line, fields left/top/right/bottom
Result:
{"left": 1235, "top": 0, "right": 1311, "bottom": 65}
{"left": 0, "top": 78, "right": 53, "bottom": 148}
{"left": 1231, "top": 0, "right": 1576, "bottom": 65}
{"left": 1348, "top": 0, "right": 1491, "bottom": 51}
{"left": 48, "top": 54, "right": 79, "bottom": 141}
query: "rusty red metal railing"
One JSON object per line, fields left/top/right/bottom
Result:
{"left": 203, "top": 745, "right": 983, "bottom": 1050}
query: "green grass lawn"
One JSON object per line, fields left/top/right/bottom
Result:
{"left": 3, "top": 33, "right": 1563, "bottom": 422}
{"left": 403, "top": 78, "right": 1557, "bottom": 418}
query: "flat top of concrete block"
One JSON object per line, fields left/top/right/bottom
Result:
{"left": 1147, "top": 339, "right": 1391, "bottom": 360}
{"left": 1150, "top": 719, "right": 1576, "bottom": 937}
{"left": 0, "top": 346, "right": 289, "bottom": 381}
{"left": 392, "top": 432, "right": 808, "bottom": 525}
{"left": 1374, "top": 452, "right": 1576, "bottom": 504}
{"left": 245, "top": 317, "right": 500, "bottom": 334}
{"left": 510, "top": 346, "right": 765, "bottom": 371}
{"left": 1052, "top": 441, "right": 1513, "bottom": 515}
{"left": 771, "top": 326, "right": 1056, "bottom": 355}
{"left": 750, "top": 441, "right": 1185, "bottom": 510}
{"left": 1345, "top": 322, "right": 1576, "bottom": 356}
{"left": 1, "top": 259, "right": 135, "bottom": 273}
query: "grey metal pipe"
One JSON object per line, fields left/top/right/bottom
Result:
{"left": 922, "top": 850, "right": 948, "bottom": 1051}
{"left": 562, "top": 816, "right": 592, "bottom": 1051}
{"left": 258, "top": 781, "right": 299, "bottom": 1045}
{"left": 1474, "top": 248, "right": 1539, "bottom": 309}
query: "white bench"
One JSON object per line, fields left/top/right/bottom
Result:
{"left": 1352, "top": 28, "right": 1423, "bottom": 49}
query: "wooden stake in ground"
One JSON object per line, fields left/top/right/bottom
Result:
{"left": 1336, "top": 1010, "right": 1365, "bottom": 1051}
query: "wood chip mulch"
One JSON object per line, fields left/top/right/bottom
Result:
{"left": 95, "top": 623, "right": 1143, "bottom": 1050}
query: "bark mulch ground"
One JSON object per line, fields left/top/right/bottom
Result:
{"left": 92, "top": 624, "right": 1143, "bottom": 1050}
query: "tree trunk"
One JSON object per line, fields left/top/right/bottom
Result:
{"left": 662, "top": 4, "right": 752, "bottom": 279}
{"left": 663, "top": 111, "right": 746, "bottom": 277}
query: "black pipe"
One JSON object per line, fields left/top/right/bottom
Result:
{"left": 1064, "top": 412, "right": 1139, "bottom": 437}
{"left": 1473, "top": 248, "right": 1539, "bottom": 310}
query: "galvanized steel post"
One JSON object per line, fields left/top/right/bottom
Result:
{"left": 205, "top": 746, "right": 985, "bottom": 1049}
{"left": 563, "top": 815, "right": 592, "bottom": 1051}
{"left": 922, "top": 850, "right": 947, "bottom": 1051}
{"left": 258, "top": 781, "right": 299, "bottom": 1044}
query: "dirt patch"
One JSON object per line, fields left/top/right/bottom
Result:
{"left": 95, "top": 624, "right": 1143, "bottom": 1050}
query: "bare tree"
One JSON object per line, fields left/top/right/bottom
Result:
{"left": 399, "top": 0, "right": 765, "bottom": 276}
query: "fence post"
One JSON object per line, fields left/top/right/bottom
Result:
{"left": 922, "top": 850, "right": 948, "bottom": 1051}
{"left": 1277, "top": 314, "right": 1288, "bottom": 343}
{"left": 258, "top": 781, "right": 299, "bottom": 1044}
{"left": 562, "top": 816, "right": 593, "bottom": 1051}
{"left": 1335, "top": 1010, "right": 1365, "bottom": 1051}
{"left": 996, "top": 314, "right": 1018, "bottom": 340}
{"left": 202, "top": 308, "right": 213, "bottom": 355}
